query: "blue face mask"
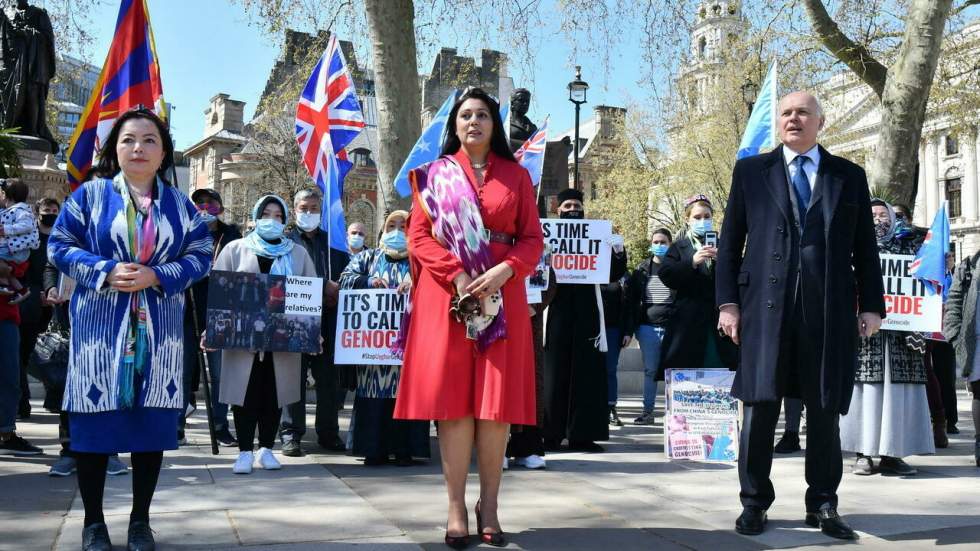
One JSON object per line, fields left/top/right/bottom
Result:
{"left": 199, "top": 212, "right": 217, "bottom": 224}
{"left": 650, "top": 243, "right": 669, "bottom": 257}
{"left": 348, "top": 234, "right": 365, "bottom": 250}
{"left": 381, "top": 229, "right": 407, "bottom": 251}
{"left": 691, "top": 218, "right": 712, "bottom": 236}
{"left": 255, "top": 218, "right": 285, "bottom": 241}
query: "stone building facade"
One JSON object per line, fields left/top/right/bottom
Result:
{"left": 421, "top": 48, "right": 512, "bottom": 125}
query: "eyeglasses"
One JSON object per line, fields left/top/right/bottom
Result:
{"left": 195, "top": 203, "right": 222, "bottom": 215}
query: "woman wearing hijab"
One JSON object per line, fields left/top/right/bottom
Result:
{"left": 212, "top": 195, "right": 317, "bottom": 475}
{"left": 339, "top": 210, "right": 430, "bottom": 467}
{"left": 659, "top": 194, "right": 737, "bottom": 376}
{"left": 840, "top": 199, "right": 934, "bottom": 476}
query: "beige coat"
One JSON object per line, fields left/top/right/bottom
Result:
{"left": 215, "top": 239, "right": 317, "bottom": 408}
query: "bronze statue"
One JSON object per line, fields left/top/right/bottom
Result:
{"left": 0, "top": 0, "right": 57, "bottom": 153}
{"left": 508, "top": 88, "right": 537, "bottom": 152}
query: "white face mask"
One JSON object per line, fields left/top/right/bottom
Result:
{"left": 295, "top": 211, "right": 320, "bottom": 232}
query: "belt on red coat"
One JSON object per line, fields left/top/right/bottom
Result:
{"left": 484, "top": 230, "right": 516, "bottom": 245}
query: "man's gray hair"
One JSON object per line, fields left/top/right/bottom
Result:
{"left": 294, "top": 187, "right": 322, "bottom": 206}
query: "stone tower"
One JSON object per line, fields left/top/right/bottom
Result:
{"left": 203, "top": 93, "right": 245, "bottom": 137}
{"left": 682, "top": 1, "right": 747, "bottom": 113}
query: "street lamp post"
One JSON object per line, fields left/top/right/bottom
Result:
{"left": 740, "top": 77, "right": 758, "bottom": 117}
{"left": 567, "top": 65, "right": 589, "bottom": 191}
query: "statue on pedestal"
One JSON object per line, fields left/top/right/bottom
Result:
{"left": 0, "top": 1, "right": 57, "bottom": 153}
{"left": 508, "top": 88, "right": 537, "bottom": 152}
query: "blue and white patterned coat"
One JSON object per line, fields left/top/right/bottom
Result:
{"left": 48, "top": 177, "right": 213, "bottom": 413}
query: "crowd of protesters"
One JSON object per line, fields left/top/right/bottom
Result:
{"left": 1, "top": 94, "right": 979, "bottom": 551}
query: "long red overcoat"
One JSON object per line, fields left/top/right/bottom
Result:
{"left": 393, "top": 150, "right": 544, "bottom": 424}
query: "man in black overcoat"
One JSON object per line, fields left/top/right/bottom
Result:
{"left": 716, "top": 91, "right": 886, "bottom": 540}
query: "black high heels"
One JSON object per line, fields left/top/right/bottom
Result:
{"left": 444, "top": 531, "right": 470, "bottom": 549}
{"left": 475, "top": 499, "right": 507, "bottom": 547}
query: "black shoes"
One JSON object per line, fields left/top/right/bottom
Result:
{"left": 568, "top": 440, "right": 604, "bottom": 453}
{"left": 974, "top": 441, "right": 980, "bottom": 467}
{"left": 475, "top": 499, "right": 506, "bottom": 547}
{"left": 318, "top": 435, "right": 347, "bottom": 452}
{"left": 734, "top": 506, "right": 767, "bottom": 535}
{"left": 281, "top": 439, "right": 303, "bottom": 457}
{"left": 773, "top": 431, "right": 802, "bottom": 454}
{"left": 0, "top": 433, "right": 42, "bottom": 456}
{"left": 127, "top": 520, "right": 155, "bottom": 551}
{"left": 363, "top": 456, "right": 389, "bottom": 466}
{"left": 82, "top": 522, "right": 112, "bottom": 551}
{"left": 947, "top": 423, "right": 960, "bottom": 435}
{"left": 878, "top": 456, "right": 917, "bottom": 476}
{"left": 805, "top": 507, "right": 857, "bottom": 540}
{"left": 215, "top": 428, "right": 238, "bottom": 448}
{"left": 608, "top": 406, "right": 624, "bottom": 427}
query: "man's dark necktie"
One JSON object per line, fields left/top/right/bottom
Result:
{"left": 792, "top": 156, "right": 812, "bottom": 222}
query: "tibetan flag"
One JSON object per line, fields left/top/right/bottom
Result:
{"left": 736, "top": 61, "right": 777, "bottom": 160}
{"left": 910, "top": 201, "right": 951, "bottom": 297}
{"left": 295, "top": 34, "right": 365, "bottom": 253}
{"left": 65, "top": 0, "right": 166, "bottom": 190}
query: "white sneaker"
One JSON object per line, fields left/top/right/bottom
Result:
{"left": 502, "top": 456, "right": 509, "bottom": 470}
{"left": 256, "top": 447, "right": 281, "bottom": 470}
{"left": 522, "top": 454, "right": 546, "bottom": 469}
{"left": 233, "top": 451, "right": 254, "bottom": 474}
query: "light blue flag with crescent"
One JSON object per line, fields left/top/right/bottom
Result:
{"left": 737, "top": 61, "right": 778, "bottom": 160}
{"left": 393, "top": 90, "right": 458, "bottom": 198}
{"left": 910, "top": 201, "right": 951, "bottom": 298}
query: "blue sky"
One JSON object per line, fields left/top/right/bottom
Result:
{"left": 80, "top": 0, "right": 651, "bottom": 150}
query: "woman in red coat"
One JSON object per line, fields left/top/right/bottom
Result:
{"left": 394, "top": 88, "right": 543, "bottom": 548}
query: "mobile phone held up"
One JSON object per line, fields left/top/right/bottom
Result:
{"left": 704, "top": 231, "right": 718, "bottom": 249}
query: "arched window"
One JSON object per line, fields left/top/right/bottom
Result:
{"left": 698, "top": 36, "right": 707, "bottom": 58}
{"left": 945, "top": 134, "right": 959, "bottom": 156}
{"left": 945, "top": 167, "right": 962, "bottom": 218}
{"left": 350, "top": 147, "right": 374, "bottom": 168}
{"left": 349, "top": 199, "right": 377, "bottom": 245}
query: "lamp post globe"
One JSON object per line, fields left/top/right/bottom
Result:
{"left": 567, "top": 66, "right": 589, "bottom": 192}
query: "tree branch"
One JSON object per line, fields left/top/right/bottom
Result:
{"left": 801, "top": 0, "right": 889, "bottom": 97}
{"left": 957, "top": 0, "right": 980, "bottom": 13}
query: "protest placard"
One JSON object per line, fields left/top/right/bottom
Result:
{"left": 204, "top": 270, "right": 323, "bottom": 353}
{"left": 525, "top": 244, "right": 552, "bottom": 304}
{"left": 665, "top": 369, "right": 739, "bottom": 463}
{"left": 334, "top": 289, "right": 408, "bottom": 366}
{"left": 540, "top": 218, "right": 612, "bottom": 284}
{"left": 879, "top": 253, "right": 943, "bottom": 332}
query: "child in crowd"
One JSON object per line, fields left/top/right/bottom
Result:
{"left": 0, "top": 179, "right": 39, "bottom": 304}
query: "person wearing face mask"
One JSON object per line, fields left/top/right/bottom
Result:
{"left": 659, "top": 195, "right": 738, "bottom": 379}
{"left": 542, "top": 187, "right": 628, "bottom": 453}
{"left": 839, "top": 199, "right": 934, "bottom": 477}
{"left": 339, "top": 210, "right": 430, "bottom": 467}
{"left": 347, "top": 222, "right": 367, "bottom": 255}
{"left": 278, "top": 188, "right": 350, "bottom": 458}
{"left": 178, "top": 188, "right": 242, "bottom": 448}
{"left": 626, "top": 228, "right": 676, "bottom": 425}
{"left": 211, "top": 195, "right": 317, "bottom": 475}
{"left": 15, "top": 197, "right": 60, "bottom": 421}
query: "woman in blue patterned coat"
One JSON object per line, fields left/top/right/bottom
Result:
{"left": 48, "top": 108, "right": 212, "bottom": 551}
{"left": 340, "top": 210, "right": 430, "bottom": 466}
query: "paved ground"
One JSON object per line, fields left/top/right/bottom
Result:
{"left": 3, "top": 387, "right": 979, "bottom": 551}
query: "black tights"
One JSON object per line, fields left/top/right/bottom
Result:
{"left": 233, "top": 352, "right": 280, "bottom": 452}
{"left": 76, "top": 451, "right": 163, "bottom": 527}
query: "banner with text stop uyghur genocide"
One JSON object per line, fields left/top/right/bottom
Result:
{"left": 541, "top": 219, "right": 612, "bottom": 284}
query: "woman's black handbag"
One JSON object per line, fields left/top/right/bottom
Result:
{"left": 28, "top": 316, "right": 70, "bottom": 391}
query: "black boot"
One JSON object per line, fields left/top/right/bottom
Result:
{"left": 608, "top": 406, "right": 623, "bottom": 427}
{"left": 82, "top": 523, "right": 112, "bottom": 551}
{"left": 774, "top": 430, "right": 801, "bottom": 453}
{"left": 127, "top": 520, "right": 155, "bottom": 551}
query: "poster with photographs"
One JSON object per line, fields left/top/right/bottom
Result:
{"left": 205, "top": 270, "right": 323, "bottom": 354}
{"left": 525, "top": 244, "right": 552, "bottom": 304}
{"left": 664, "top": 369, "right": 740, "bottom": 463}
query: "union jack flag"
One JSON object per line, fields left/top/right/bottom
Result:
{"left": 514, "top": 118, "right": 548, "bottom": 187}
{"left": 295, "top": 35, "right": 365, "bottom": 252}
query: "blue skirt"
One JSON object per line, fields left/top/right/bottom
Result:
{"left": 69, "top": 408, "right": 180, "bottom": 454}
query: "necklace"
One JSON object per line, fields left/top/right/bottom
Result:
{"left": 471, "top": 161, "right": 487, "bottom": 170}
